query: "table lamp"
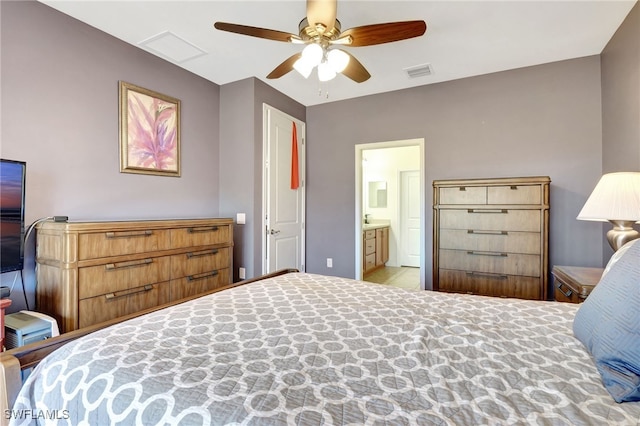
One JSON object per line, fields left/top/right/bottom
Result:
{"left": 577, "top": 172, "right": 640, "bottom": 251}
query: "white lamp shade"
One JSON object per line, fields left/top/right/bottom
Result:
{"left": 577, "top": 172, "right": 640, "bottom": 222}
{"left": 317, "top": 61, "right": 337, "bottom": 82}
{"left": 327, "top": 49, "right": 350, "bottom": 73}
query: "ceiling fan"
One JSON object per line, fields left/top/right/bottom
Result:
{"left": 214, "top": 0, "right": 427, "bottom": 83}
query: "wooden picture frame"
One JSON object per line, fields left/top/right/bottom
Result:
{"left": 119, "top": 81, "right": 181, "bottom": 177}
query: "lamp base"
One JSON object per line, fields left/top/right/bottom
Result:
{"left": 607, "top": 220, "right": 640, "bottom": 252}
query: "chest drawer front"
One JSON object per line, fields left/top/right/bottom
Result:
{"left": 487, "top": 184, "right": 541, "bottom": 205}
{"left": 439, "top": 229, "right": 540, "bottom": 254}
{"left": 78, "top": 256, "right": 171, "bottom": 299}
{"left": 440, "top": 209, "right": 540, "bottom": 232}
{"left": 78, "top": 281, "right": 171, "bottom": 328}
{"left": 439, "top": 186, "right": 486, "bottom": 205}
{"left": 171, "top": 225, "right": 231, "bottom": 248}
{"left": 171, "top": 268, "right": 230, "bottom": 301}
{"left": 364, "top": 230, "right": 376, "bottom": 240}
{"left": 439, "top": 269, "right": 542, "bottom": 300}
{"left": 78, "top": 229, "right": 171, "bottom": 260}
{"left": 170, "top": 247, "right": 230, "bottom": 277}
{"left": 439, "top": 249, "right": 540, "bottom": 277}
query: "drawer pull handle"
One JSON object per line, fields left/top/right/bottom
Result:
{"left": 105, "top": 258, "right": 153, "bottom": 270}
{"left": 467, "top": 209, "right": 508, "bottom": 214}
{"left": 187, "top": 249, "right": 219, "bottom": 259}
{"left": 188, "top": 226, "right": 219, "bottom": 233}
{"left": 105, "top": 284, "right": 153, "bottom": 300}
{"left": 556, "top": 282, "right": 573, "bottom": 298}
{"left": 467, "top": 230, "right": 508, "bottom": 236}
{"left": 105, "top": 230, "right": 153, "bottom": 238}
{"left": 510, "top": 186, "right": 518, "bottom": 190}
{"left": 467, "top": 251, "right": 508, "bottom": 257}
{"left": 459, "top": 186, "right": 466, "bottom": 191}
{"left": 187, "top": 270, "right": 219, "bottom": 282}
{"left": 466, "top": 271, "right": 508, "bottom": 280}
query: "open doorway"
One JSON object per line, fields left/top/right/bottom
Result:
{"left": 355, "top": 139, "right": 425, "bottom": 290}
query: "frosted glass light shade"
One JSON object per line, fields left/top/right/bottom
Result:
{"left": 577, "top": 172, "right": 640, "bottom": 222}
{"left": 293, "top": 58, "right": 313, "bottom": 78}
{"left": 317, "top": 61, "right": 337, "bottom": 82}
{"left": 327, "top": 49, "right": 350, "bottom": 73}
{"left": 301, "top": 43, "right": 323, "bottom": 67}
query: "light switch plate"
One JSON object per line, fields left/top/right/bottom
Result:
{"left": 236, "top": 213, "right": 246, "bottom": 224}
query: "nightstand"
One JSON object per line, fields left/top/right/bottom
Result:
{"left": 552, "top": 266, "right": 604, "bottom": 304}
{"left": 1, "top": 298, "right": 11, "bottom": 351}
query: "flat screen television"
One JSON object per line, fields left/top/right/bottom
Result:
{"left": 0, "top": 159, "right": 26, "bottom": 273}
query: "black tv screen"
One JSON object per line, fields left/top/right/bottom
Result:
{"left": 0, "top": 159, "right": 26, "bottom": 273}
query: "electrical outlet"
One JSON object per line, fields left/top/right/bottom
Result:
{"left": 327, "top": 258, "right": 333, "bottom": 268}
{"left": 239, "top": 267, "right": 246, "bottom": 279}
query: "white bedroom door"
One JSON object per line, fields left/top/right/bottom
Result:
{"left": 400, "top": 170, "right": 421, "bottom": 267}
{"left": 263, "top": 104, "right": 305, "bottom": 274}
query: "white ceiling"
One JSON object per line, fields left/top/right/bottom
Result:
{"left": 39, "top": 0, "right": 637, "bottom": 106}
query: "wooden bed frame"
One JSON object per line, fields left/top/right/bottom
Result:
{"left": 0, "top": 269, "right": 297, "bottom": 424}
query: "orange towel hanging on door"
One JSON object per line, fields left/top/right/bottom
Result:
{"left": 291, "top": 122, "right": 300, "bottom": 189}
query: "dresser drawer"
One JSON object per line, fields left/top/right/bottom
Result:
{"left": 170, "top": 247, "right": 230, "bottom": 277}
{"left": 439, "top": 229, "right": 540, "bottom": 254}
{"left": 171, "top": 224, "right": 231, "bottom": 248}
{"left": 171, "top": 268, "right": 230, "bottom": 301}
{"left": 78, "top": 281, "right": 171, "bottom": 328}
{"left": 78, "top": 256, "right": 171, "bottom": 299}
{"left": 439, "top": 186, "right": 486, "bottom": 205}
{"left": 439, "top": 269, "right": 542, "bottom": 300}
{"left": 78, "top": 229, "right": 171, "bottom": 260}
{"left": 439, "top": 249, "right": 540, "bottom": 277}
{"left": 487, "top": 185, "right": 541, "bottom": 205}
{"left": 439, "top": 209, "right": 540, "bottom": 232}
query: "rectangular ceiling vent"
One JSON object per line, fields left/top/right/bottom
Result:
{"left": 139, "top": 31, "right": 207, "bottom": 64}
{"left": 404, "top": 63, "right": 434, "bottom": 79}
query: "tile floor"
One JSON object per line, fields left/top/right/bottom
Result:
{"left": 363, "top": 266, "right": 421, "bottom": 290}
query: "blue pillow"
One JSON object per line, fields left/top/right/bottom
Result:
{"left": 573, "top": 239, "right": 640, "bottom": 403}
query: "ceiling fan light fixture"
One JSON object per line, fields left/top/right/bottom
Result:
{"left": 327, "top": 49, "right": 350, "bottom": 73}
{"left": 317, "top": 61, "right": 337, "bottom": 82}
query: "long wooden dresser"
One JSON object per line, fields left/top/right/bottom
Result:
{"left": 433, "top": 176, "right": 550, "bottom": 300}
{"left": 36, "top": 218, "right": 233, "bottom": 332}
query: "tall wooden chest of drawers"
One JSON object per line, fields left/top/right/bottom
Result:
{"left": 433, "top": 176, "right": 550, "bottom": 300}
{"left": 36, "top": 218, "right": 233, "bottom": 332}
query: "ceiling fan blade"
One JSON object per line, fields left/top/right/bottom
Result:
{"left": 339, "top": 21, "right": 427, "bottom": 47}
{"left": 214, "top": 22, "right": 300, "bottom": 43}
{"left": 340, "top": 52, "right": 371, "bottom": 83}
{"left": 306, "top": 0, "right": 337, "bottom": 32}
{"left": 266, "top": 53, "right": 303, "bottom": 79}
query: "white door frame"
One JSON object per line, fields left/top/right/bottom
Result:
{"left": 262, "top": 104, "right": 306, "bottom": 274}
{"left": 355, "top": 138, "right": 425, "bottom": 289}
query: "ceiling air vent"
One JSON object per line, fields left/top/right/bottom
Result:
{"left": 139, "top": 31, "right": 207, "bottom": 64}
{"left": 404, "top": 63, "right": 433, "bottom": 79}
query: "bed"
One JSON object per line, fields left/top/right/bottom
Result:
{"left": 2, "top": 244, "right": 640, "bottom": 425}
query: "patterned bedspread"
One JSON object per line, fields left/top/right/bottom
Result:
{"left": 11, "top": 273, "right": 640, "bottom": 425}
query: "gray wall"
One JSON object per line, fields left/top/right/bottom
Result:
{"left": 219, "top": 78, "right": 305, "bottom": 280}
{"left": 306, "top": 56, "right": 605, "bottom": 294}
{"left": 1, "top": 1, "right": 221, "bottom": 310}
{"left": 601, "top": 2, "right": 640, "bottom": 263}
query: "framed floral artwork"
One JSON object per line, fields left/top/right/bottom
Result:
{"left": 119, "top": 81, "right": 181, "bottom": 176}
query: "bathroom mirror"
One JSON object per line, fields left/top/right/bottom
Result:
{"left": 368, "top": 181, "right": 387, "bottom": 208}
